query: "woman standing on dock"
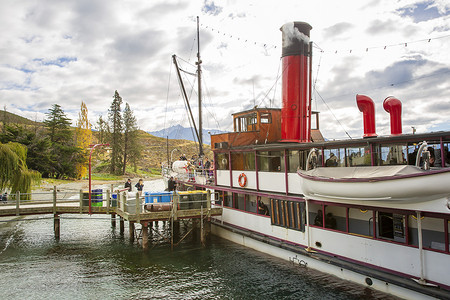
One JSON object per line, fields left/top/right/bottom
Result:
{"left": 135, "top": 179, "right": 144, "bottom": 196}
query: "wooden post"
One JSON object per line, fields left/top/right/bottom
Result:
{"left": 54, "top": 214, "right": 60, "bottom": 240}
{"left": 53, "top": 186, "right": 57, "bottom": 214}
{"left": 120, "top": 217, "right": 124, "bottom": 235}
{"left": 111, "top": 213, "right": 116, "bottom": 227}
{"left": 79, "top": 189, "right": 83, "bottom": 213}
{"left": 201, "top": 205, "right": 205, "bottom": 246}
{"left": 129, "top": 221, "right": 135, "bottom": 243}
{"left": 15, "top": 191, "right": 20, "bottom": 216}
{"left": 142, "top": 221, "right": 149, "bottom": 250}
{"left": 106, "top": 189, "right": 111, "bottom": 212}
{"left": 135, "top": 192, "right": 141, "bottom": 215}
{"left": 173, "top": 194, "right": 178, "bottom": 221}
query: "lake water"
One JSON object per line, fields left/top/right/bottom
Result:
{"left": 0, "top": 179, "right": 397, "bottom": 299}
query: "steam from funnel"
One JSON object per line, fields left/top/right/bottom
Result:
{"left": 356, "top": 94, "right": 377, "bottom": 138}
{"left": 383, "top": 96, "right": 402, "bottom": 135}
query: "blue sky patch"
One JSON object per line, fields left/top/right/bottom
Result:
{"left": 33, "top": 57, "right": 77, "bottom": 67}
{"left": 397, "top": 1, "right": 447, "bottom": 23}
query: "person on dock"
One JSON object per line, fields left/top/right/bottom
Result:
{"left": 125, "top": 178, "right": 132, "bottom": 192}
{"left": 168, "top": 176, "right": 176, "bottom": 192}
{"left": 135, "top": 179, "right": 144, "bottom": 196}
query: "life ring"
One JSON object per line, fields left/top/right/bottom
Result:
{"left": 238, "top": 173, "right": 247, "bottom": 187}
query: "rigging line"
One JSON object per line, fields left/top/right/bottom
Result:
{"left": 180, "top": 67, "right": 200, "bottom": 147}
{"left": 257, "top": 59, "right": 290, "bottom": 108}
{"left": 177, "top": 55, "right": 197, "bottom": 68}
{"left": 179, "top": 68, "right": 197, "bottom": 76}
{"left": 201, "top": 75, "right": 222, "bottom": 130}
{"left": 323, "top": 68, "right": 450, "bottom": 102}
{"left": 163, "top": 58, "right": 173, "bottom": 137}
{"left": 312, "top": 46, "right": 323, "bottom": 112}
{"left": 271, "top": 58, "right": 282, "bottom": 108}
{"left": 188, "top": 36, "right": 196, "bottom": 63}
{"left": 315, "top": 88, "right": 352, "bottom": 140}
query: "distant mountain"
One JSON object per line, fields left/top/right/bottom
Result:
{"left": 148, "top": 125, "right": 226, "bottom": 145}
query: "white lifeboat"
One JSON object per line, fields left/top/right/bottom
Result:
{"left": 298, "top": 165, "right": 450, "bottom": 203}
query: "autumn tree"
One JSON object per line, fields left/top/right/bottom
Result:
{"left": 107, "top": 91, "right": 124, "bottom": 174}
{"left": 74, "top": 102, "right": 92, "bottom": 179}
{"left": 122, "top": 103, "right": 141, "bottom": 174}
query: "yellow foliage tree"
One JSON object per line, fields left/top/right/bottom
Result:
{"left": 75, "top": 102, "right": 93, "bottom": 179}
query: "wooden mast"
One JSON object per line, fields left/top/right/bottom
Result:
{"left": 196, "top": 16, "right": 204, "bottom": 156}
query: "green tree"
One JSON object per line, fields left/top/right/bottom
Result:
{"left": 122, "top": 103, "right": 141, "bottom": 173}
{"left": 44, "top": 104, "right": 72, "bottom": 143}
{"left": 0, "top": 142, "right": 41, "bottom": 198}
{"left": 43, "top": 104, "right": 82, "bottom": 179}
{"left": 108, "top": 90, "right": 124, "bottom": 174}
{"left": 95, "top": 115, "right": 108, "bottom": 144}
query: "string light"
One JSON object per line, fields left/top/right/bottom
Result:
{"left": 200, "top": 23, "right": 450, "bottom": 55}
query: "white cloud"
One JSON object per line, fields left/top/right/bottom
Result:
{"left": 0, "top": 0, "right": 449, "bottom": 141}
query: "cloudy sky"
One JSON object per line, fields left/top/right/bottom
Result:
{"left": 1, "top": 0, "right": 449, "bottom": 140}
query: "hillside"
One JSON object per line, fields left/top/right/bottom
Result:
{"left": 0, "top": 110, "right": 211, "bottom": 170}
{"left": 149, "top": 124, "right": 225, "bottom": 145}
{"left": 137, "top": 130, "right": 212, "bottom": 169}
{"left": 0, "top": 110, "right": 40, "bottom": 126}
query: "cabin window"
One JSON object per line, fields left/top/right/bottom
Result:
{"left": 376, "top": 212, "right": 406, "bottom": 242}
{"left": 408, "top": 215, "right": 446, "bottom": 251}
{"left": 407, "top": 141, "right": 445, "bottom": 167}
{"left": 216, "top": 153, "right": 229, "bottom": 170}
{"left": 346, "top": 147, "right": 371, "bottom": 166}
{"left": 377, "top": 144, "right": 407, "bottom": 165}
{"left": 234, "top": 113, "right": 258, "bottom": 132}
{"left": 309, "top": 203, "right": 323, "bottom": 227}
{"left": 243, "top": 152, "right": 255, "bottom": 171}
{"left": 215, "top": 191, "right": 223, "bottom": 205}
{"left": 258, "top": 151, "right": 285, "bottom": 172}
{"left": 257, "top": 196, "right": 270, "bottom": 216}
{"left": 348, "top": 208, "right": 374, "bottom": 237}
{"left": 223, "top": 191, "right": 232, "bottom": 207}
{"left": 323, "top": 205, "right": 346, "bottom": 231}
{"left": 245, "top": 195, "right": 257, "bottom": 213}
{"left": 233, "top": 193, "right": 245, "bottom": 210}
{"left": 231, "top": 152, "right": 245, "bottom": 170}
{"left": 324, "top": 149, "right": 345, "bottom": 167}
{"left": 270, "top": 199, "right": 305, "bottom": 232}
{"left": 443, "top": 142, "right": 450, "bottom": 166}
{"left": 287, "top": 149, "right": 308, "bottom": 172}
{"left": 260, "top": 112, "right": 272, "bottom": 124}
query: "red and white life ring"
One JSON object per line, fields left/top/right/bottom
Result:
{"left": 238, "top": 173, "right": 247, "bottom": 187}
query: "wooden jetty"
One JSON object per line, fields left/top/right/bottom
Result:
{"left": 0, "top": 187, "right": 222, "bottom": 250}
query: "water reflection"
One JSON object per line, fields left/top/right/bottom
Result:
{"left": 0, "top": 215, "right": 398, "bottom": 299}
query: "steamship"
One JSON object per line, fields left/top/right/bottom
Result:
{"left": 169, "top": 21, "right": 450, "bottom": 299}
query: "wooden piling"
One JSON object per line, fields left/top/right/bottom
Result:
{"left": 53, "top": 186, "right": 57, "bottom": 214}
{"left": 79, "top": 189, "right": 83, "bottom": 213}
{"left": 111, "top": 213, "right": 116, "bottom": 227}
{"left": 54, "top": 214, "right": 60, "bottom": 240}
{"left": 129, "top": 221, "right": 135, "bottom": 243}
{"left": 142, "top": 222, "right": 149, "bottom": 250}
{"left": 120, "top": 217, "right": 125, "bottom": 235}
